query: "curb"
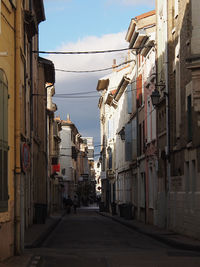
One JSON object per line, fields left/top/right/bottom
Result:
{"left": 98, "top": 211, "right": 200, "bottom": 252}
{"left": 25, "top": 212, "right": 66, "bottom": 249}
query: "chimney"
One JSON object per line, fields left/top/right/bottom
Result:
{"left": 112, "top": 59, "right": 117, "bottom": 71}
{"left": 67, "top": 114, "right": 70, "bottom": 121}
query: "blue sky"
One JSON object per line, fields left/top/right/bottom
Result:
{"left": 40, "top": 0, "right": 155, "bottom": 51}
{"left": 39, "top": 0, "right": 155, "bottom": 155}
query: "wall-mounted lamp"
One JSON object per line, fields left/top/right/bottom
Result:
{"left": 151, "top": 89, "right": 161, "bottom": 106}
{"left": 107, "top": 146, "right": 112, "bottom": 154}
{"left": 99, "top": 156, "right": 102, "bottom": 163}
{"left": 118, "top": 127, "right": 125, "bottom": 141}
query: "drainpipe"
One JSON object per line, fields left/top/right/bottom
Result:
{"left": 164, "top": 0, "right": 171, "bottom": 228}
{"left": 14, "top": 0, "right": 22, "bottom": 254}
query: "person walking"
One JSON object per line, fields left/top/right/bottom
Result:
{"left": 73, "top": 195, "right": 79, "bottom": 214}
{"left": 65, "top": 195, "right": 73, "bottom": 214}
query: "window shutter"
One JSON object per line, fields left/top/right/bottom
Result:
{"left": 132, "top": 118, "right": 137, "bottom": 160}
{"left": 108, "top": 149, "right": 112, "bottom": 169}
{"left": 0, "top": 69, "right": 8, "bottom": 212}
{"left": 187, "top": 95, "right": 192, "bottom": 142}
{"left": 125, "top": 123, "right": 132, "bottom": 161}
{"left": 127, "top": 84, "right": 132, "bottom": 114}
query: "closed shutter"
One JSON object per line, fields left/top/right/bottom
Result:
{"left": 108, "top": 148, "right": 112, "bottom": 169}
{"left": 127, "top": 84, "right": 132, "bottom": 114}
{"left": 132, "top": 118, "right": 137, "bottom": 160}
{"left": 187, "top": 95, "right": 192, "bottom": 142}
{"left": 136, "top": 74, "right": 142, "bottom": 108}
{"left": 0, "top": 69, "right": 8, "bottom": 212}
{"left": 125, "top": 122, "right": 132, "bottom": 161}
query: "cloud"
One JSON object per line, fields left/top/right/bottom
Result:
{"left": 47, "top": 32, "right": 128, "bottom": 145}
{"left": 106, "top": 0, "right": 155, "bottom": 7}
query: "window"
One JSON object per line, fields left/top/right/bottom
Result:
{"left": 185, "top": 161, "right": 189, "bottom": 192}
{"left": 0, "top": 69, "right": 8, "bottom": 212}
{"left": 125, "top": 122, "right": 132, "bottom": 161}
{"left": 108, "top": 148, "right": 112, "bottom": 169}
{"left": 187, "top": 94, "right": 192, "bottom": 142}
{"left": 136, "top": 75, "right": 143, "bottom": 108}
{"left": 132, "top": 118, "right": 137, "bottom": 160}
{"left": 127, "top": 84, "right": 132, "bottom": 114}
{"left": 140, "top": 172, "right": 146, "bottom": 208}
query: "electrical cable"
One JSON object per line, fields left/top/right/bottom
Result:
{"left": 32, "top": 45, "right": 154, "bottom": 55}
{"left": 55, "top": 90, "right": 98, "bottom": 96}
{"left": 55, "top": 60, "right": 134, "bottom": 73}
{"left": 33, "top": 48, "right": 130, "bottom": 55}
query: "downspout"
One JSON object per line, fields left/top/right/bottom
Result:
{"left": 164, "top": 0, "right": 171, "bottom": 228}
{"left": 14, "top": 0, "right": 22, "bottom": 254}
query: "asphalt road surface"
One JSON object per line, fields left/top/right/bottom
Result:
{"left": 30, "top": 206, "right": 200, "bottom": 267}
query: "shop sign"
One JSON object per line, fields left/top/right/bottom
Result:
{"left": 52, "top": 164, "right": 60, "bottom": 173}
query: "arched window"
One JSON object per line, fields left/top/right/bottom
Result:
{"left": 0, "top": 69, "right": 8, "bottom": 212}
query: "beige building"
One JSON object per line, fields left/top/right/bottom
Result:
{"left": 0, "top": 0, "right": 55, "bottom": 260}
{"left": 0, "top": 0, "right": 16, "bottom": 260}
{"left": 156, "top": 0, "right": 200, "bottom": 238}
{"left": 126, "top": 10, "right": 157, "bottom": 224}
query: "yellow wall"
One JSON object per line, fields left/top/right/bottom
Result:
{"left": 0, "top": 0, "right": 15, "bottom": 260}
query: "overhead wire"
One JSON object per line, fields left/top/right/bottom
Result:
{"left": 55, "top": 59, "right": 135, "bottom": 73}
{"left": 32, "top": 45, "right": 154, "bottom": 55}
{"left": 33, "top": 47, "right": 130, "bottom": 55}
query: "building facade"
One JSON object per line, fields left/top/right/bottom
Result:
{"left": 156, "top": 0, "right": 200, "bottom": 238}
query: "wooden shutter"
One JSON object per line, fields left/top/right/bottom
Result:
{"left": 187, "top": 95, "right": 192, "bottom": 142}
{"left": 136, "top": 74, "right": 142, "bottom": 108}
{"left": 127, "top": 84, "right": 132, "bottom": 114}
{"left": 132, "top": 118, "right": 137, "bottom": 160}
{"left": 0, "top": 69, "right": 8, "bottom": 212}
{"left": 125, "top": 123, "right": 132, "bottom": 161}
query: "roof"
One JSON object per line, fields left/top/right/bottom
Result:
{"left": 33, "top": 0, "right": 46, "bottom": 24}
{"left": 39, "top": 57, "right": 55, "bottom": 84}
{"left": 114, "top": 76, "right": 130, "bottom": 102}
{"left": 135, "top": 10, "right": 155, "bottom": 21}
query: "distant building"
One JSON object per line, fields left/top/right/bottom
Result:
{"left": 82, "top": 137, "right": 94, "bottom": 161}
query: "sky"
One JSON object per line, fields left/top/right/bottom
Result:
{"left": 39, "top": 0, "right": 155, "bottom": 157}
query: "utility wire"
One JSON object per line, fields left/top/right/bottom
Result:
{"left": 53, "top": 95, "right": 99, "bottom": 99}
{"left": 55, "top": 60, "right": 134, "bottom": 73}
{"left": 55, "top": 90, "right": 98, "bottom": 96}
{"left": 33, "top": 48, "right": 130, "bottom": 55}
{"left": 33, "top": 45, "right": 154, "bottom": 55}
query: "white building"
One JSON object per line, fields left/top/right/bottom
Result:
{"left": 97, "top": 58, "right": 135, "bottom": 210}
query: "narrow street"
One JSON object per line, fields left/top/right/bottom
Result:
{"left": 27, "top": 207, "right": 200, "bottom": 267}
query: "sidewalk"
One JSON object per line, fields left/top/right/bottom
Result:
{"left": 1, "top": 210, "right": 65, "bottom": 267}
{"left": 98, "top": 211, "right": 200, "bottom": 252}
{"left": 25, "top": 210, "right": 65, "bottom": 248}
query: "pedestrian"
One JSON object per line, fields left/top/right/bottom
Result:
{"left": 65, "top": 195, "right": 73, "bottom": 214}
{"left": 73, "top": 195, "right": 79, "bottom": 214}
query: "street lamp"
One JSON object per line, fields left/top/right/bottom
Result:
{"left": 118, "top": 127, "right": 125, "bottom": 140}
{"left": 107, "top": 146, "right": 112, "bottom": 154}
{"left": 151, "top": 89, "right": 160, "bottom": 106}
